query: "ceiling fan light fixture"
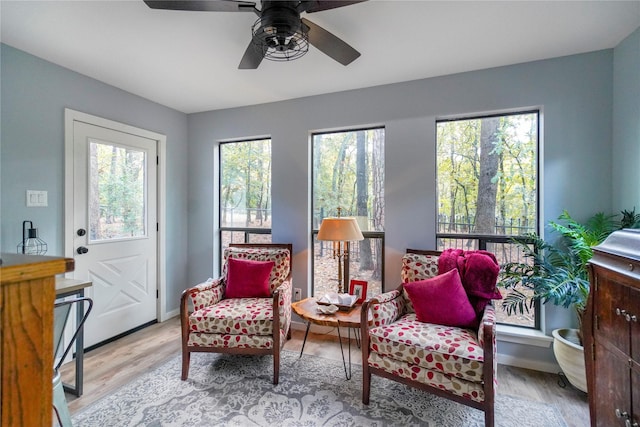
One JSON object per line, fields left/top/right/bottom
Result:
{"left": 143, "top": 0, "right": 365, "bottom": 69}
{"left": 250, "top": 6, "right": 308, "bottom": 62}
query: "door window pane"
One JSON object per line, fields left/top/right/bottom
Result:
{"left": 89, "top": 141, "right": 146, "bottom": 241}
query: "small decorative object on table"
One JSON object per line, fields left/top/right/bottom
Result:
{"left": 349, "top": 279, "right": 367, "bottom": 304}
{"left": 316, "top": 304, "right": 339, "bottom": 314}
{"left": 317, "top": 292, "right": 357, "bottom": 311}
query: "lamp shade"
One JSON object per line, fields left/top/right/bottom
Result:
{"left": 317, "top": 217, "right": 364, "bottom": 242}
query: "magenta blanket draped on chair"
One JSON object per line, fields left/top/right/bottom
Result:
{"left": 437, "top": 249, "right": 502, "bottom": 316}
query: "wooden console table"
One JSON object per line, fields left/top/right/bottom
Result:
{"left": 1, "top": 253, "right": 74, "bottom": 427}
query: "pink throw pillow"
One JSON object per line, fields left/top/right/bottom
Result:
{"left": 225, "top": 257, "right": 274, "bottom": 298}
{"left": 403, "top": 269, "right": 478, "bottom": 328}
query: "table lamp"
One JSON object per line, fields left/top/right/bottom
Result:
{"left": 317, "top": 209, "right": 364, "bottom": 293}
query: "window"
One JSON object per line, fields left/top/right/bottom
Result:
{"left": 219, "top": 138, "right": 272, "bottom": 260}
{"left": 312, "top": 128, "right": 385, "bottom": 300}
{"left": 436, "top": 111, "right": 539, "bottom": 328}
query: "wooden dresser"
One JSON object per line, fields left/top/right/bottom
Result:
{"left": 1, "top": 254, "right": 74, "bottom": 427}
{"left": 585, "top": 229, "right": 640, "bottom": 427}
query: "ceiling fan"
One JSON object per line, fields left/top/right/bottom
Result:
{"left": 143, "top": 0, "right": 366, "bottom": 69}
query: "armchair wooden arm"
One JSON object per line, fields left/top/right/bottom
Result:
{"left": 479, "top": 303, "right": 496, "bottom": 427}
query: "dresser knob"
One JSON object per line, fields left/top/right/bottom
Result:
{"left": 617, "top": 408, "right": 630, "bottom": 419}
{"left": 628, "top": 263, "right": 635, "bottom": 271}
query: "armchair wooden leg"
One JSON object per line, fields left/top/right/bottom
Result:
{"left": 362, "top": 365, "right": 371, "bottom": 405}
{"left": 484, "top": 402, "right": 495, "bottom": 427}
{"left": 273, "top": 351, "right": 280, "bottom": 385}
{"left": 181, "top": 351, "right": 190, "bottom": 381}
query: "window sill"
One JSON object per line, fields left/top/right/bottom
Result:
{"left": 496, "top": 324, "right": 553, "bottom": 348}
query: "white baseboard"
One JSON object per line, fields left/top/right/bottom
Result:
{"left": 162, "top": 308, "right": 179, "bottom": 321}
{"left": 291, "top": 320, "right": 307, "bottom": 330}
{"left": 291, "top": 320, "right": 341, "bottom": 335}
{"left": 496, "top": 354, "right": 560, "bottom": 374}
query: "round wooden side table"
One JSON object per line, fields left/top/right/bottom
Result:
{"left": 291, "top": 297, "right": 362, "bottom": 379}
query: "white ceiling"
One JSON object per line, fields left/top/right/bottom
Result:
{"left": 2, "top": 1, "right": 639, "bottom": 114}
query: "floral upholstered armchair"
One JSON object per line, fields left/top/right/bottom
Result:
{"left": 180, "top": 243, "right": 292, "bottom": 385}
{"left": 360, "top": 249, "right": 500, "bottom": 427}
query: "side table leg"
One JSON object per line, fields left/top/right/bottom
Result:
{"left": 336, "top": 321, "right": 352, "bottom": 380}
{"left": 299, "top": 321, "right": 311, "bottom": 358}
{"left": 348, "top": 326, "right": 352, "bottom": 379}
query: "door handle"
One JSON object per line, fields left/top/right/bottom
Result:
{"left": 76, "top": 246, "right": 89, "bottom": 255}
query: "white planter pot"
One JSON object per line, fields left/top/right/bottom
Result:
{"left": 552, "top": 328, "right": 587, "bottom": 393}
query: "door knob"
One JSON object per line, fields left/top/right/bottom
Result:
{"left": 76, "top": 246, "right": 89, "bottom": 254}
{"left": 77, "top": 228, "right": 86, "bottom": 236}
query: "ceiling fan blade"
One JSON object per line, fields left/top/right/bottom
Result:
{"left": 144, "top": 0, "right": 256, "bottom": 13}
{"left": 301, "top": 18, "right": 360, "bottom": 66}
{"left": 238, "top": 40, "right": 265, "bottom": 69}
{"left": 301, "top": 1, "right": 367, "bottom": 13}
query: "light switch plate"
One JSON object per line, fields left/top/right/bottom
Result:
{"left": 26, "top": 190, "right": 48, "bottom": 207}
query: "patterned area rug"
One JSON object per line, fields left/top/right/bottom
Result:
{"left": 72, "top": 351, "right": 568, "bottom": 426}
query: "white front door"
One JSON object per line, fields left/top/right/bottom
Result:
{"left": 71, "top": 120, "right": 158, "bottom": 348}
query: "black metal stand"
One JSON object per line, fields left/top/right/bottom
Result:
{"left": 557, "top": 371, "right": 569, "bottom": 389}
{"left": 55, "top": 287, "right": 86, "bottom": 396}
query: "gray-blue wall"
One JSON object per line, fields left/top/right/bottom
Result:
{"left": 0, "top": 44, "right": 189, "bottom": 314}
{"left": 613, "top": 27, "right": 640, "bottom": 212}
{"left": 2, "top": 31, "right": 637, "bottom": 369}
{"left": 187, "top": 49, "right": 615, "bottom": 368}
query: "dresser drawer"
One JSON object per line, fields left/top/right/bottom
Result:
{"left": 593, "top": 268, "right": 631, "bottom": 354}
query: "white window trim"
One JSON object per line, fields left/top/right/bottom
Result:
{"left": 496, "top": 324, "right": 553, "bottom": 348}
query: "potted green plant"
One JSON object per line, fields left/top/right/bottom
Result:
{"left": 499, "top": 208, "right": 639, "bottom": 392}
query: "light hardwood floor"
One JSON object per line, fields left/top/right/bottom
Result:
{"left": 61, "top": 316, "right": 590, "bottom": 426}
